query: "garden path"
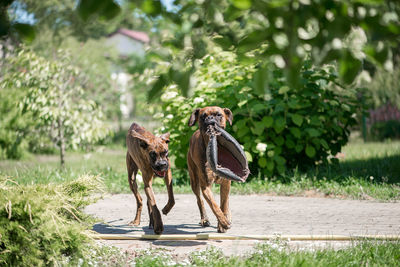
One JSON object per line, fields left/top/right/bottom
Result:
{"left": 85, "top": 194, "right": 400, "bottom": 256}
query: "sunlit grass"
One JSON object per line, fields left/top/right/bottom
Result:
{"left": 0, "top": 141, "right": 399, "bottom": 201}
{"left": 114, "top": 240, "right": 400, "bottom": 267}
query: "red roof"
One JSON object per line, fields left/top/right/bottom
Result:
{"left": 109, "top": 28, "right": 150, "bottom": 43}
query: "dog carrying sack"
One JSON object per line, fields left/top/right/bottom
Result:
{"left": 206, "top": 125, "right": 250, "bottom": 182}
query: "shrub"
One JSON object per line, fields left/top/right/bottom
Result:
{"left": 370, "top": 120, "right": 400, "bottom": 141}
{"left": 0, "top": 175, "right": 103, "bottom": 266}
{"left": 158, "top": 52, "right": 358, "bottom": 181}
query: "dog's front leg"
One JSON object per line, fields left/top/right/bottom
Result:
{"left": 144, "top": 178, "right": 164, "bottom": 234}
{"left": 201, "top": 185, "right": 231, "bottom": 232}
{"left": 220, "top": 180, "right": 232, "bottom": 233}
{"left": 162, "top": 169, "right": 175, "bottom": 215}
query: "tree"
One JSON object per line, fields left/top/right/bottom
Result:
{"left": 136, "top": 0, "right": 399, "bottom": 97}
{"left": 1, "top": 49, "right": 110, "bottom": 166}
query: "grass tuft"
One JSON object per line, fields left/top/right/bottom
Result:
{"left": 0, "top": 175, "right": 103, "bottom": 266}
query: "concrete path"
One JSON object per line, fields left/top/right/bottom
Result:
{"left": 84, "top": 194, "right": 400, "bottom": 255}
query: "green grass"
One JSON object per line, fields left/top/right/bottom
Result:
{"left": 91, "top": 240, "right": 400, "bottom": 266}
{"left": 0, "top": 141, "right": 399, "bottom": 201}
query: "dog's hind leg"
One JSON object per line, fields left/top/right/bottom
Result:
{"left": 126, "top": 152, "right": 143, "bottom": 226}
{"left": 188, "top": 156, "right": 210, "bottom": 227}
{"left": 162, "top": 168, "right": 175, "bottom": 215}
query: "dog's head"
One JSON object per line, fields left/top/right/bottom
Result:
{"left": 188, "top": 106, "right": 233, "bottom": 131}
{"left": 130, "top": 130, "right": 170, "bottom": 177}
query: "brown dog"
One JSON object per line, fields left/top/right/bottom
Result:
{"left": 126, "top": 122, "right": 175, "bottom": 234}
{"left": 187, "top": 106, "right": 234, "bottom": 233}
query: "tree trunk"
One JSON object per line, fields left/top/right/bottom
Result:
{"left": 58, "top": 118, "right": 65, "bottom": 168}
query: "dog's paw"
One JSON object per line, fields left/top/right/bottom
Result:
{"left": 217, "top": 223, "right": 228, "bottom": 233}
{"left": 153, "top": 223, "right": 164, "bottom": 234}
{"left": 199, "top": 219, "right": 211, "bottom": 227}
{"left": 217, "top": 221, "right": 231, "bottom": 233}
{"left": 128, "top": 220, "right": 140, "bottom": 226}
{"left": 218, "top": 217, "right": 231, "bottom": 230}
{"left": 162, "top": 202, "right": 174, "bottom": 215}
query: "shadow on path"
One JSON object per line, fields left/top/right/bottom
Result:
{"left": 92, "top": 222, "right": 217, "bottom": 235}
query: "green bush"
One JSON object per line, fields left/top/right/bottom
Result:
{"left": 370, "top": 120, "right": 400, "bottom": 141}
{"left": 158, "top": 52, "right": 358, "bottom": 181}
{"left": 0, "top": 175, "right": 102, "bottom": 266}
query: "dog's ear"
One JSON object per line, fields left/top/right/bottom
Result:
{"left": 223, "top": 108, "right": 233, "bottom": 125}
{"left": 160, "top": 132, "right": 170, "bottom": 144}
{"left": 131, "top": 130, "right": 149, "bottom": 149}
{"left": 188, "top": 108, "right": 200, "bottom": 127}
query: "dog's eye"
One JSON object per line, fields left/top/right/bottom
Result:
{"left": 149, "top": 151, "right": 157, "bottom": 159}
{"left": 216, "top": 113, "right": 222, "bottom": 117}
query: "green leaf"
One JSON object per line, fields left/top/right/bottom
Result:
{"left": 101, "top": 0, "right": 121, "bottom": 20}
{"left": 13, "top": 23, "right": 36, "bottom": 43}
{"left": 77, "top": 0, "right": 120, "bottom": 21}
{"left": 266, "top": 159, "right": 275, "bottom": 171}
{"left": 148, "top": 74, "right": 167, "bottom": 101}
{"left": 276, "top": 164, "right": 286, "bottom": 174}
{"left": 253, "top": 66, "right": 268, "bottom": 95}
{"left": 273, "top": 117, "right": 285, "bottom": 133}
{"left": 238, "top": 30, "right": 268, "bottom": 54}
{"left": 251, "top": 123, "right": 265, "bottom": 135}
{"left": 273, "top": 136, "right": 285, "bottom": 146}
{"left": 77, "top": 0, "right": 100, "bottom": 21}
{"left": 169, "top": 68, "right": 192, "bottom": 97}
{"left": 232, "top": 0, "right": 252, "bottom": 10}
{"left": 290, "top": 114, "right": 303, "bottom": 127}
{"left": 237, "top": 126, "right": 249, "bottom": 137}
{"left": 274, "top": 155, "right": 286, "bottom": 165}
{"left": 305, "top": 128, "right": 321, "bottom": 137}
{"left": 295, "top": 144, "right": 303, "bottom": 153}
{"left": 285, "top": 138, "right": 295, "bottom": 148}
{"left": 339, "top": 50, "right": 362, "bottom": 84}
{"left": 258, "top": 157, "right": 267, "bottom": 168}
{"left": 262, "top": 116, "right": 274, "bottom": 128}
{"left": 141, "top": 0, "right": 162, "bottom": 16}
{"left": 251, "top": 103, "right": 266, "bottom": 113}
{"left": 290, "top": 127, "right": 301, "bottom": 138}
{"left": 245, "top": 151, "right": 253, "bottom": 162}
{"left": 305, "top": 145, "right": 316, "bottom": 158}
{"left": 320, "top": 139, "right": 329, "bottom": 149}
{"left": 278, "top": 86, "right": 290, "bottom": 94}
{"left": 213, "top": 35, "right": 233, "bottom": 50}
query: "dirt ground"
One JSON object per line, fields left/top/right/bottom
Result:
{"left": 84, "top": 194, "right": 400, "bottom": 256}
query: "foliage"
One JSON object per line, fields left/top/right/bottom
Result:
{"left": 0, "top": 174, "right": 103, "bottom": 266}
{"left": 0, "top": 78, "right": 30, "bottom": 159}
{"left": 365, "top": 66, "right": 400, "bottom": 109}
{"left": 4, "top": 0, "right": 399, "bottom": 99}
{"left": 0, "top": 44, "right": 32, "bottom": 159}
{"left": 0, "top": 49, "right": 110, "bottom": 165}
{"left": 158, "top": 51, "right": 358, "bottom": 177}
{"left": 135, "top": 0, "right": 400, "bottom": 98}
{"left": 370, "top": 120, "right": 400, "bottom": 141}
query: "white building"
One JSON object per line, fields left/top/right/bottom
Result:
{"left": 106, "top": 28, "right": 149, "bottom": 119}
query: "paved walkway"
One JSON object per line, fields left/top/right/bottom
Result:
{"left": 84, "top": 194, "right": 400, "bottom": 255}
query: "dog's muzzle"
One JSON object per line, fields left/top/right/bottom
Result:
{"left": 206, "top": 125, "right": 250, "bottom": 182}
{"left": 152, "top": 161, "right": 168, "bottom": 177}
